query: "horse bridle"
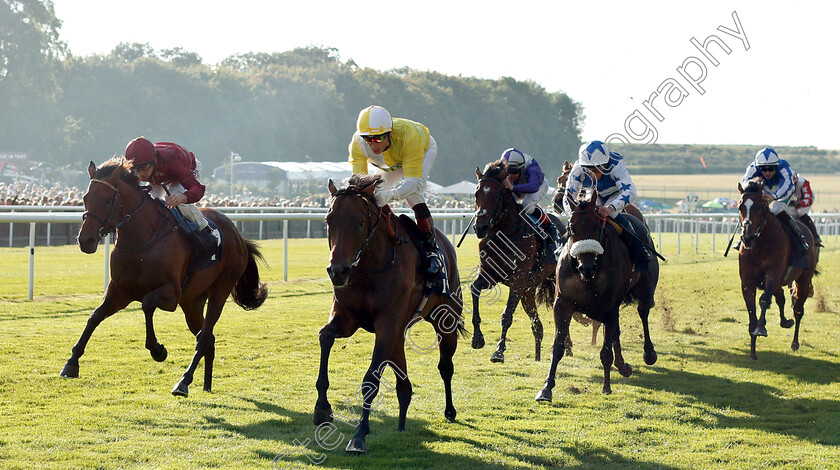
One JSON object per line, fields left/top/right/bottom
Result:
{"left": 739, "top": 194, "right": 768, "bottom": 246}
{"left": 476, "top": 177, "right": 511, "bottom": 230}
{"left": 84, "top": 178, "right": 147, "bottom": 239}
{"left": 329, "top": 193, "right": 395, "bottom": 273}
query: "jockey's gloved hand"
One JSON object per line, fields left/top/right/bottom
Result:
{"left": 374, "top": 189, "right": 397, "bottom": 207}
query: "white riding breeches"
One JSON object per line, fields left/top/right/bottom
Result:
{"left": 376, "top": 136, "right": 437, "bottom": 207}
{"left": 770, "top": 199, "right": 796, "bottom": 218}
{"left": 148, "top": 159, "right": 208, "bottom": 230}
{"left": 519, "top": 177, "right": 550, "bottom": 214}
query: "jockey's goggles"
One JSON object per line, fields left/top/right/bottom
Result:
{"left": 507, "top": 165, "right": 523, "bottom": 174}
{"left": 132, "top": 161, "right": 155, "bottom": 172}
{"left": 362, "top": 133, "right": 388, "bottom": 143}
{"left": 758, "top": 165, "right": 777, "bottom": 173}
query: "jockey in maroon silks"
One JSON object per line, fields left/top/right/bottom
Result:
{"left": 124, "top": 137, "right": 217, "bottom": 249}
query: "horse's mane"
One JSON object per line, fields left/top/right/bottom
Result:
{"left": 94, "top": 157, "right": 141, "bottom": 188}
{"left": 743, "top": 177, "right": 764, "bottom": 194}
{"left": 334, "top": 174, "right": 381, "bottom": 198}
{"left": 481, "top": 159, "right": 508, "bottom": 180}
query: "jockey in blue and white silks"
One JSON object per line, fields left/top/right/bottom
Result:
{"left": 740, "top": 147, "right": 809, "bottom": 252}
{"left": 563, "top": 140, "right": 651, "bottom": 271}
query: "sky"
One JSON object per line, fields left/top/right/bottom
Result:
{"left": 52, "top": 0, "right": 840, "bottom": 151}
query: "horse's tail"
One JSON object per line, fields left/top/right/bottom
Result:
{"left": 536, "top": 276, "right": 555, "bottom": 309}
{"left": 233, "top": 239, "right": 269, "bottom": 310}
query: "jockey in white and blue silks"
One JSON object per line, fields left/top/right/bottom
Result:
{"left": 562, "top": 140, "right": 651, "bottom": 271}
{"left": 501, "top": 148, "right": 562, "bottom": 260}
{"left": 740, "top": 147, "right": 809, "bottom": 252}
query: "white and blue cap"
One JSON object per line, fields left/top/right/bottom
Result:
{"left": 754, "top": 147, "right": 780, "bottom": 167}
{"left": 578, "top": 141, "right": 610, "bottom": 167}
{"left": 501, "top": 148, "right": 532, "bottom": 169}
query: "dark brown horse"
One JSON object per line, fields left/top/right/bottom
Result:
{"left": 737, "top": 179, "right": 818, "bottom": 360}
{"left": 61, "top": 158, "right": 267, "bottom": 396}
{"left": 471, "top": 160, "right": 585, "bottom": 364}
{"left": 315, "top": 175, "right": 465, "bottom": 453}
{"left": 555, "top": 160, "right": 648, "bottom": 346}
{"left": 536, "top": 188, "right": 658, "bottom": 399}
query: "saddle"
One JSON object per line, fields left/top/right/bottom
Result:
{"left": 169, "top": 208, "right": 223, "bottom": 272}
{"left": 774, "top": 214, "right": 810, "bottom": 270}
{"left": 397, "top": 213, "right": 450, "bottom": 296}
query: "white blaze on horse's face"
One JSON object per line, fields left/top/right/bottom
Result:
{"left": 742, "top": 198, "right": 753, "bottom": 222}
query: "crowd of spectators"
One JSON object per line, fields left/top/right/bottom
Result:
{"left": 0, "top": 180, "right": 475, "bottom": 209}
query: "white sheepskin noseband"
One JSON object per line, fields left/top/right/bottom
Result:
{"left": 569, "top": 239, "right": 604, "bottom": 257}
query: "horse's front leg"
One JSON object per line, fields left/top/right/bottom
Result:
{"left": 775, "top": 288, "right": 793, "bottom": 328}
{"left": 314, "top": 305, "right": 358, "bottom": 426}
{"left": 491, "top": 292, "right": 520, "bottom": 363}
{"left": 346, "top": 325, "right": 398, "bottom": 454}
{"left": 142, "top": 283, "right": 180, "bottom": 363}
{"left": 519, "top": 290, "right": 544, "bottom": 361}
{"left": 60, "top": 289, "right": 130, "bottom": 378}
{"left": 469, "top": 277, "right": 489, "bottom": 349}
{"left": 535, "top": 297, "right": 572, "bottom": 402}
{"left": 600, "top": 314, "right": 620, "bottom": 395}
{"left": 740, "top": 280, "right": 759, "bottom": 360}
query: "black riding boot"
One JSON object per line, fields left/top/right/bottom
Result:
{"left": 190, "top": 225, "right": 215, "bottom": 254}
{"left": 540, "top": 220, "right": 562, "bottom": 262}
{"left": 799, "top": 214, "right": 823, "bottom": 246}
{"left": 614, "top": 214, "right": 651, "bottom": 272}
{"left": 778, "top": 211, "right": 809, "bottom": 252}
{"left": 413, "top": 203, "right": 444, "bottom": 276}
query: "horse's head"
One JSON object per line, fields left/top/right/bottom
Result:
{"left": 738, "top": 178, "right": 768, "bottom": 249}
{"left": 565, "top": 189, "right": 604, "bottom": 280}
{"left": 325, "top": 174, "right": 382, "bottom": 288}
{"left": 473, "top": 160, "right": 512, "bottom": 239}
{"left": 77, "top": 158, "right": 141, "bottom": 253}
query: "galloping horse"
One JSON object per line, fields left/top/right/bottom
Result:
{"left": 471, "top": 160, "right": 581, "bottom": 363}
{"left": 536, "top": 189, "right": 658, "bottom": 399}
{"left": 555, "top": 160, "right": 648, "bottom": 346}
{"left": 315, "top": 175, "right": 465, "bottom": 453}
{"left": 61, "top": 158, "right": 268, "bottom": 396}
{"left": 737, "top": 179, "right": 818, "bottom": 360}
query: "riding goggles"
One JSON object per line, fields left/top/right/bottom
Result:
{"left": 362, "top": 133, "right": 389, "bottom": 143}
{"left": 758, "top": 165, "right": 777, "bottom": 172}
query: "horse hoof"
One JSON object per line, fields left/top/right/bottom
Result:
{"left": 564, "top": 348, "right": 572, "bottom": 358}
{"left": 535, "top": 388, "right": 552, "bottom": 402}
{"left": 602, "top": 386, "right": 612, "bottom": 395}
{"left": 171, "top": 382, "right": 189, "bottom": 397}
{"left": 471, "top": 333, "right": 485, "bottom": 349}
{"left": 313, "top": 407, "right": 334, "bottom": 425}
{"left": 345, "top": 437, "right": 367, "bottom": 453}
{"left": 644, "top": 350, "right": 658, "bottom": 366}
{"left": 791, "top": 342, "right": 800, "bottom": 352}
{"left": 151, "top": 345, "right": 168, "bottom": 362}
{"left": 752, "top": 327, "right": 768, "bottom": 337}
{"left": 780, "top": 319, "right": 794, "bottom": 329}
{"left": 618, "top": 363, "right": 633, "bottom": 378}
{"left": 490, "top": 351, "right": 505, "bottom": 363}
{"left": 444, "top": 407, "right": 457, "bottom": 422}
{"left": 60, "top": 361, "right": 79, "bottom": 378}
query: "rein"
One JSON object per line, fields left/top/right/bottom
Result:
{"left": 344, "top": 194, "right": 398, "bottom": 274}
{"left": 477, "top": 177, "right": 530, "bottom": 237}
{"left": 86, "top": 177, "right": 176, "bottom": 251}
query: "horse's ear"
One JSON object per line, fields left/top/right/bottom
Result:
{"left": 475, "top": 167, "right": 482, "bottom": 180}
{"left": 328, "top": 179, "right": 337, "bottom": 196}
{"left": 588, "top": 189, "right": 598, "bottom": 205}
{"left": 363, "top": 182, "right": 376, "bottom": 196}
{"left": 88, "top": 161, "right": 96, "bottom": 179}
{"left": 737, "top": 182, "right": 744, "bottom": 194}
{"left": 563, "top": 160, "right": 572, "bottom": 172}
{"left": 556, "top": 176, "right": 563, "bottom": 187}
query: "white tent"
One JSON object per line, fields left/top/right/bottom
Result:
{"left": 438, "top": 180, "right": 477, "bottom": 194}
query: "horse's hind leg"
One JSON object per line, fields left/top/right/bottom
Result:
{"left": 775, "top": 289, "right": 793, "bottom": 328}
{"left": 790, "top": 277, "right": 810, "bottom": 351}
{"left": 591, "top": 320, "right": 601, "bottom": 346}
{"left": 520, "top": 292, "right": 544, "bottom": 361}
{"left": 635, "top": 276, "right": 658, "bottom": 366}
{"left": 60, "top": 290, "right": 130, "bottom": 378}
{"left": 491, "top": 292, "right": 520, "bottom": 363}
{"left": 179, "top": 292, "right": 210, "bottom": 391}
{"left": 470, "top": 277, "right": 489, "bottom": 349}
{"left": 173, "top": 289, "right": 224, "bottom": 397}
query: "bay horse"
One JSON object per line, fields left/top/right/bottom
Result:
{"left": 315, "top": 174, "right": 465, "bottom": 453}
{"left": 536, "top": 188, "right": 658, "bottom": 399}
{"left": 471, "top": 160, "right": 582, "bottom": 363}
{"left": 61, "top": 158, "right": 268, "bottom": 396}
{"left": 555, "top": 160, "right": 649, "bottom": 347}
{"left": 737, "top": 179, "right": 818, "bottom": 360}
